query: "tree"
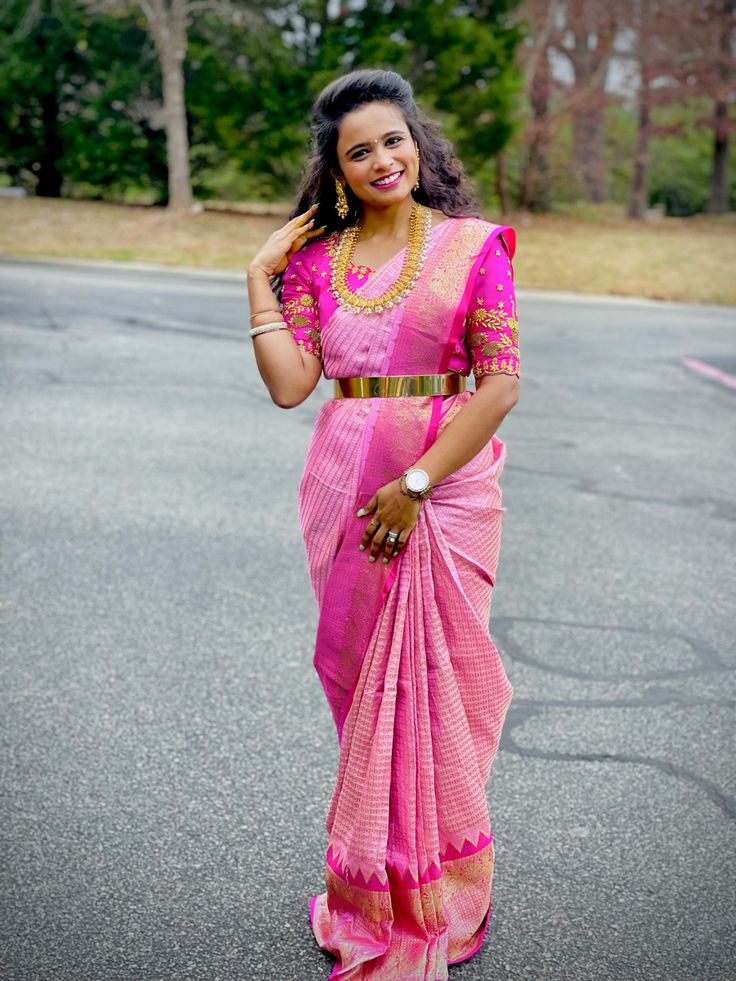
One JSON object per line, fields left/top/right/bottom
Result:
{"left": 625, "top": 0, "right": 735, "bottom": 218}
{"left": 0, "top": 0, "right": 165, "bottom": 198}
{"left": 86, "top": 0, "right": 267, "bottom": 211}
{"left": 514, "top": 0, "right": 623, "bottom": 211}
{"left": 557, "top": 0, "right": 619, "bottom": 202}
{"left": 321, "top": 0, "right": 526, "bottom": 182}
{"left": 138, "top": 0, "right": 192, "bottom": 210}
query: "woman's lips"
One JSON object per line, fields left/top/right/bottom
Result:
{"left": 370, "top": 170, "right": 404, "bottom": 189}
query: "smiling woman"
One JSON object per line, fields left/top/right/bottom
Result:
{"left": 246, "top": 68, "right": 520, "bottom": 980}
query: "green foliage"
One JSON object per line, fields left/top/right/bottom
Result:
{"left": 3, "top": 0, "right": 725, "bottom": 214}
{"left": 648, "top": 100, "right": 736, "bottom": 216}
{"left": 0, "top": 0, "right": 166, "bottom": 199}
{"left": 186, "top": 11, "right": 316, "bottom": 201}
{"left": 324, "top": 0, "right": 525, "bottom": 170}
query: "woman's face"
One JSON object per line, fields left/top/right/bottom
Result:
{"left": 334, "top": 102, "right": 419, "bottom": 208}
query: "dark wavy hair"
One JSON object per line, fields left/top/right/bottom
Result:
{"left": 271, "top": 68, "right": 481, "bottom": 296}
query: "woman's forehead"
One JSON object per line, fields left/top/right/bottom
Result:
{"left": 336, "top": 103, "right": 408, "bottom": 152}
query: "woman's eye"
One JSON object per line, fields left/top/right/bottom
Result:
{"left": 351, "top": 136, "right": 403, "bottom": 160}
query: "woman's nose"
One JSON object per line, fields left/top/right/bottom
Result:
{"left": 373, "top": 146, "right": 395, "bottom": 170}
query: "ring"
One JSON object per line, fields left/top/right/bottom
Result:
{"left": 386, "top": 531, "right": 399, "bottom": 542}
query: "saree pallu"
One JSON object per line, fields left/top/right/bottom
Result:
{"left": 298, "top": 218, "right": 514, "bottom": 980}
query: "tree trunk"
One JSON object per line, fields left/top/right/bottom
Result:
{"left": 565, "top": 4, "right": 615, "bottom": 204}
{"left": 572, "top": 105, "right": 606, "bottom": 202}
{"left": 149, "top": 0, "right": 193, "bottom": 212}
{"left": 496, "top": 151, "right": 510, "bottom": 216}
{"left": 707, "top": 99, "right": 730, "bottom": 214}
{"left": 520, "top": 49, "right": 551, "bottom": 212}
{"left": 35, "top": 90, "right": 63, "bottom": 197}
{"left": 707, "top": 0, "right": 734, "bottom": 214}
{"left": 627, "top": 90, "right": 650, "bottom": 219}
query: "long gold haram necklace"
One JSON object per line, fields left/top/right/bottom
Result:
{"left": 330, "top": 203, "right": 433, "bottom": 314}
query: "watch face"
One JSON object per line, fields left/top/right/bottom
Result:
{"left": 406, "top": 469, "right": 429, "bottom": 492}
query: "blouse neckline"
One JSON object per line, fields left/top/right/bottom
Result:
{"left": 341, "top": 215, "right": 452, "bottom": 278}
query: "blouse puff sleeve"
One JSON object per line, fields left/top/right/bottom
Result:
{"left": 280, "top": 252, "right": 322, "bottom": 361}
{"left": 466, "top": 234, "right": 520, "bottom": 381}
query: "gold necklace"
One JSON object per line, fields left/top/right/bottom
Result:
{"left": 330, "top": 203, "right": 433, "bottom": 314}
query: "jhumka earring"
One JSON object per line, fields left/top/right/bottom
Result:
{"left": 413, "top": 146, "right": 420, "bottom": 192}
{"left": 334, "top": 177, "right": 349, "bottom": 219}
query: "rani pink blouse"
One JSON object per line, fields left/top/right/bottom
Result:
{"left": 280, "top": 218, "right": 520, "bottom": 381}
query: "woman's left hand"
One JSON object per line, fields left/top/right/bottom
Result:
{"left": 356, "top": 479, "right": 422, "bottom": 564}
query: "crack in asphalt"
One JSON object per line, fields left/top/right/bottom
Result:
{"left": 505, "top": 465, "right": 736, "bottom": 521}
{"left": 500, "top": 728, "right": 736, "bottom": 821}
{"left": 492, "top": 615, "right": 727, "bottom": 680}
{"left": 492, "top": 619, "right": 735, "bottom": 820}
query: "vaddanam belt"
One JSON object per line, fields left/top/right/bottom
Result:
{"left": 334, "top": 373, "right": 466, "bottom": 399}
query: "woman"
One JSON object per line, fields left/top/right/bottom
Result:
{"left": 247, "top": 68, "right": 518, "bottom": 980}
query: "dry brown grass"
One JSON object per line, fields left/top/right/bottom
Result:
{"left": 1, "top": 197, "right": 734, "bottom": 304}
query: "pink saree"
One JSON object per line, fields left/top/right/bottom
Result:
{"left": 293, "top": 217, "right": 516, "bottom": 979}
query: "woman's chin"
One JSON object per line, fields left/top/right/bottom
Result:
{"left": 362, "top": 187, "right": 413, "bottom": 208}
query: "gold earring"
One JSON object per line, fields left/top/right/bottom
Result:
{"left": 334, "top": 176, "right": 349, "bottom": 219}
{"left": 413, "top": 146, "right": 420, "bottom": 192}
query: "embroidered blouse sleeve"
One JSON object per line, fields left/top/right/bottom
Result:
{"left": 466, "top": 235, "right": 520, "bottom": 380}
{"left": 280, "top": 253, "right": 322, "bottom": 360}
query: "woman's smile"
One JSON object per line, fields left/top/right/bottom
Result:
{"left": 370, "top": 170, "right": 404, "bottom": 189}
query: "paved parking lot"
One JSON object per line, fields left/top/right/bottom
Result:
{"left": 1, "top": 258, "right": 734, "bottom": 980}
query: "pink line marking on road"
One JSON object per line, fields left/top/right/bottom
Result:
{"left": 681, "top": 357, "right": 736, "bottom": 391}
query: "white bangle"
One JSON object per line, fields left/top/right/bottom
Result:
{"left": 249, "top": 321, "right": 289, "bottom": 337}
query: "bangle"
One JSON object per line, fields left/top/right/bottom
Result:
{"left": 250, "top": 309, "right": 282, "bottom": 322}
{"left": 249, "top": 321, "right": 289, "bottom": 337}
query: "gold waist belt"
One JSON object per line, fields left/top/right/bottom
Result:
{"left": 334, "top": 373, "right": 466, "bottom": 399}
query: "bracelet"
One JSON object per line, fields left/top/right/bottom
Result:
{"left": 250, "top": 309, "right": 282, "bottom": 322}
{"left": 249, "top": 321, "right": 289, "bottom": 337}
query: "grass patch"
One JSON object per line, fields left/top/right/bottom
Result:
{"left": 1, "top": 197, "right": 734, "bottom": 305}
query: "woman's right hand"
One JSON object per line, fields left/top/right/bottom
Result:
{"left": 248, "top": 204, "right": 326, "bottom": 277}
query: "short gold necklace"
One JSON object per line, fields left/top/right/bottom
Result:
{"left": 330, "top": 203, "right": 433, "bottom": 314}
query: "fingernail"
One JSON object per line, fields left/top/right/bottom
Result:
{"left": 356, "top": 508, "right": 365, "bottom": 517}
{"left": 369, "top": 556, "right": 376, "bottom": 563}
{"left": 358, "top": 544, "right": 365, "bottom": 551}
{"left": 382, "top": 557, "right": 389, "bottom": 564}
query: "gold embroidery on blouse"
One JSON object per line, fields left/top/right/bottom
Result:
{"left": 283, "top": 292, "right": 321, "bottom": 358}
{"left": 474, "top": 362, "right": 520, "bottom": 378}
{"left": 293, "top": 336, "right": 322, "bottom": 358}
{"left": 349, "top": 263, "right": 371, "bottom": 280}
{"left": 281, "top": 260, "right": 322, "bottom": 358}
{"left": 467, "top": 302, "right": 519, "bottom": 378}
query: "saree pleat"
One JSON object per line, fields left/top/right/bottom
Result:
{"left": 301, "top": 218, "right": 515, "bottom": 979}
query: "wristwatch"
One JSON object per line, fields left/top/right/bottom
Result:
{"left": 401, "top": 467, "right": 432, "bottom": 501}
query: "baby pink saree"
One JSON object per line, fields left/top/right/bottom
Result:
{"left": 294, "top": 217, "right": 516, "bottom": 979}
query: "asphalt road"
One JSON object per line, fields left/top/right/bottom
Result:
{"left": 1, "top": 258, "right": 734, "bottom": 981}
